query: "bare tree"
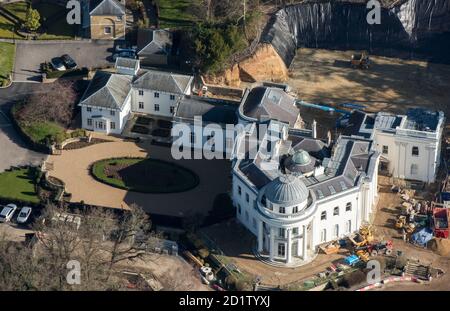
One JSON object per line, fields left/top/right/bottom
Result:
{"left": 14, "top": 81, "right": 78, "bottom": 127}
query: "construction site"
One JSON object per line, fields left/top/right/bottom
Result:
{"left": 195, "top": 0, "right": 450, "bottom": 291}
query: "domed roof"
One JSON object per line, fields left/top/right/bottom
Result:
{"left": 264, "top": 175, "right": 309, "bottom": 206}
{"left": 291, "top": 150, "right": 311, "bottom": 166}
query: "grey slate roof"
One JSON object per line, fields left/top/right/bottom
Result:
{"left": 133, "top": 70, "right": 193, "bottom": 94}
{"left": 174, "top": 96, "right": 238, "bottom": 125}
{"left": 264, "top": 175, "right": 309, "bottom": 206}
{"left": 80, "top": 71, "right": 132, "bottom": 110}
{"left": 234, "top": 119, "right": 378, "bottom": 200}
{"left": 115, "top": 57, "right": 139, "bottom": 70}
{"left": 137, "top": 29, "right": 172, "bottom": 55}
{"left": 90, "top": 0, "right": 125, "bottom": 15}
{"left": 241, "top": 86, "right": 299, "bottom": 126}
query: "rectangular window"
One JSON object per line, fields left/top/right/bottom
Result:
{"left": 238, "top": 186, "right": 241, "bottom": 195}
{"left": 170, "top": 94, "right": 176, "bottom": 100}
{"left": 278, "top": 228, "right": 285, "bottom": 238}
{"left": 346, "top": 202, "right": 352, "bottom": 212}
{"left": 278, "top": 243, "right": 285, "bottom": 256}
{"left": 279, "top": 206, "right": 285, "bottom": 214}
{"left": 412, "top": 146, "right": 419, "bottom": 156}
{"left": 333, "top": 206, "right": 339, "bottom": 216}
{"left": 138, "top": 102, "right": 144, "bottom": 109}
{"left": 382, "top": 145, "right": 388, "bottom": 154}
{"left": 138, "top": 90, "right": 144, "bottom": 96}
{"left": 86, "top": 107, "right": 92, "bottom": 112}
{"left": 321, "top": 229, "right": 326, "bottom": 242}
{"left": 110, "top": 122, "right": 116, "bottom": 130}
{"left": 321, "top": 211, "right": 327, "bottom": 220}
{"left": 346, "top": 220, "right": 352, "bottom": 233}
{"left": 110, "top": 110, "right": 115, "bottom": 116}
{"left": 154, "top": 92, "right": 160, "bottom": 98}
{"left": 190, "top": 132, "right": 195, "bottom": 144}
{"left": 411, "top": 164, "right": 418, "bottom": 175}
{"left": 104, "top": 26, "right": 112, "bottom": 34}
{"left": 292, "top": 206, "right": 298, "bottom": 213}
{"left": 293, "top": 227, "right": 298, "bottom": 235}
{"left": 154, "top": 104, "right": 160, "bottom": 111}
{"left": 170, "top": 106, "right": 175, "bottom": 114}
{"left": 87, "top": 118, "right": 92, "bottom": 126}
{"left": 245, "top": 193, "right": 249, "bottom": 203}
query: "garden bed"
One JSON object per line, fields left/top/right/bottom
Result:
{"left": 91, "top": 157, "right": 199, "bottom": 193}
{"left": 63, "top": 138, "right": 111, "bottom": 150}
{"left": 131, "top": 124, "right": 150, "bottom": 134}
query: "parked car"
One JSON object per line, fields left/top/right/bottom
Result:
{"left": 61, "top": 54, "right": 77, "bottom": 69}
{"left": 115, "top": 44, "right": 136, "bottom": 53}
{"left": 17, "top": 206, "right": 32, "bottom": 224}
{"left": 50, "top": 57, "right": 66, "bottom": 71}
{"left": 0, "top": 204, "right": 18, "bottom": 223}
{"left": 112, "top": 51, "right": 136, "bottom": 61}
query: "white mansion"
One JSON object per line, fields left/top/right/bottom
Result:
{"left": 79, "top": 62, "right": 444, "bottom": 267}
{"left": 79, "top": 58, "right": 194, "bottom": 135}
{"left": 230, "top": 85, "right": 444, "bottom": 266}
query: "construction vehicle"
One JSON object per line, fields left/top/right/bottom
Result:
{"left": 350, "top": 51, "right": 370, "bottom": 69}
{"left": 348, "top": 224, "right": 374, "bottom": 248}
{"left": 395, "top": 215, "right": 416, "bottom": 234}
{"left": 355, "top": 240, "right": 394, "bottom": 257}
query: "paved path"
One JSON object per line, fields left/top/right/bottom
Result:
{"left": 47, "top": 134, "right": 231, "bottom": 217}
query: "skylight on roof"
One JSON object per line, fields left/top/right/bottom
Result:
{"left": 339, "top": 181, "right": 348, "bottom": 191}
{"left": 328, "top": 185, "right": 336, "bottom": 195}
{"left": 316, "top": 189, "right": 324, "bottom": 199}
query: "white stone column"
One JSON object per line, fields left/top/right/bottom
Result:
{"left": 286, "top": 229, "right": 292, "bottom": 264}
{"left": 257, "top": 221, "right": 263, "bottom": 253}
{"left": 302, "top": 225, "right": 308, "bottom": 260}
{"left": 269, "top": 227, "right": 275, "bottom": 261}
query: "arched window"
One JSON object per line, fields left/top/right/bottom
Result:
{"left": 321, "top": 229, "right": 326, "bottom": 242}
{"left": 334, "top": 224, "right": 339, "bottom": 238}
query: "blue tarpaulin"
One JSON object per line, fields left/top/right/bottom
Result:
{"left": 411, "top": 228, "right": 433, "bottom": 246}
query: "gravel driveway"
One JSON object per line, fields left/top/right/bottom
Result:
{"left": 13, "top": 40, "right": 114, "bottom": 82}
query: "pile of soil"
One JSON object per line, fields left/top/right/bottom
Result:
{"left": 428, "top": 238, "right": 450, "bottom": 257}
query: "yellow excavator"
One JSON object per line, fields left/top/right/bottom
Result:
{"left": 349, "top": 225, "right": 375, "bottom": 262}
{"left": 395, "top": 215, "right": 416, "bottom": 234}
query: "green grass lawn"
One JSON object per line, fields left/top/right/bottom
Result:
{"left": 0, "top": 42, "right": 15, "bottom": 85}
{"left": 4, "top": 2, "right": 29, "bottom": 21}
{"left": 0, "top": 1, "right": 75, "bottom": 39}
{"left": 158, "top": 0, "right": 199, "bottom": 29}
{"left": 21, "top": 121, "right": 65, "bottom": 144}
{"left": 92, "top": 157, "right": 199, "bottom": 193}
{"left": 0, "top": 168, "right": 39, "bottom": 204}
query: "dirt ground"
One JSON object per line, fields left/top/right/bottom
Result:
{"left": 288, "top": 48, "right": 450, "bottom": 117}
{"left": 371, "top": 176, "right": 450, "bottom": 291}
{"left": 201, "top": 176, "right": 450, "bottom": 290}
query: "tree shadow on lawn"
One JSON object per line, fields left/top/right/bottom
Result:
{"left": 110, "top": 158, "right": 199, "bottom": 193}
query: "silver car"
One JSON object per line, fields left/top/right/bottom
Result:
{"left": 0, "top": 204, "right": 18, "bottom": 223}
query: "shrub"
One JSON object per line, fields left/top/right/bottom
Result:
{"left": 198, "top": 248, "right": 210, "bottom": 259}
